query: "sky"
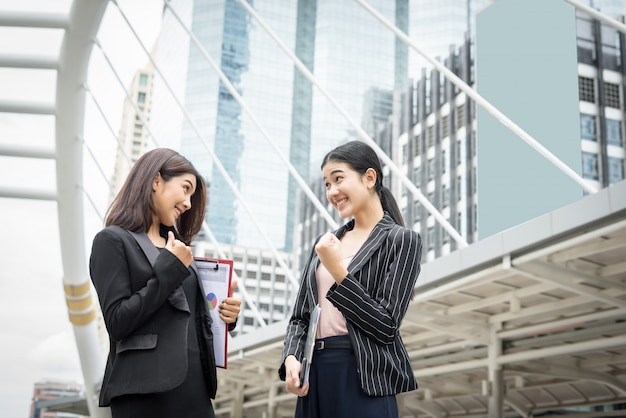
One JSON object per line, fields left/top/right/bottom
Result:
{"left": 0, "top": 0, "right": 163, "bottom": 415}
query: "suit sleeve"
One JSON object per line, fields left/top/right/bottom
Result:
{"left": 89, "top": 228, "right": 190, "bottom": 341}
{"left": 327, "top": 228, "right": 422, "bottom": 345}
{"left": 278, "top": 244, "right": 318, "bottom": 380}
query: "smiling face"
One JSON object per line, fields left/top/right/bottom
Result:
{"left": 323, "top": 161, "right": 377, "bottom": 219}
{"left": 152, "top": 172, "right": 197, "bottom": 227}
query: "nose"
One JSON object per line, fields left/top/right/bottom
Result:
{"left": 327, "top": 184, "right": 339, "bottom": 198}
{"left": 183, "top": 198, "right": 191, "bottom": 210}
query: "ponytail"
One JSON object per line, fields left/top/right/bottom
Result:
{"left": 378, "top": 185, "right": 404, "bottom": 226}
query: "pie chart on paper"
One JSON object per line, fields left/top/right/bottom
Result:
{"left": 206, "top": 293, "right": 218, "bottom": 310}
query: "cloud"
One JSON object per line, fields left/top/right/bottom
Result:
{"left": 28, "top": 331, "right": 83, "bottom": 381}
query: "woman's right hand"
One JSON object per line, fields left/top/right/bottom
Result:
{"left": 284, "top": 355, "right": 309, "bottom": 397}
{"left": 165, "top": 231, "right": 193, "bottom": 267}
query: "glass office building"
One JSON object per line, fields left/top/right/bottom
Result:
{"left": 161, "top": 0, "right": 612, "bottom": 251}
{"left": 161, "top": 0, "right": 406, "bottom": 251}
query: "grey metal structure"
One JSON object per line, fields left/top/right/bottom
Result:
{"left": 219, "top": 181, "right": 626, "bottom": 417}
{"left": 0, "top": 1, "right": 625, "bottom": 417}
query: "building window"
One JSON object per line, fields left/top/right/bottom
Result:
{"left": 582, "top": 152, "right": 599, "bottom": 180}
{"left": 441, "top": 115, "right": 449, "bottom": 139}
{"left": 427, "top": 125, "right": 435, "bottom": 148}
{"left": 457, "top": 175, "right": 463, "bottom": 201}
{"left": 608, "top": 157, "right": 624, "bottom": 184}
{"left": 457, "top": 104, "right": 465, "bottom": 128}
{"left": 442, "top": 185, "right": 449, "bottom": 208}
{"left": 472, "top": 166, "right": 476, "bottom": 192}
{"left": 441, "top": 150, "right": 447, "bottom": 174}
{"left": 139, "top": 73, "right": 148, "bottom": 86}
{"left": 427, "top": 226, "right": 435, "bottom": 252}
{"left": 606, "top": 119, "right": 622, "bottom": 146}
{"left": 580, "top": 113, "right": 597, "bottom": 141}
{"left": 604, "top": 82, "right": 621, "bottom": 108}
{"left": 137, "top": 92, "right": 146, "bottom": 104}
{"left": 413, "top": 166, "right": 420, "bottom": 187}
{"left": 578, "top": 76, "right": 595, "bottom": 103}
{"left": 402, "top": 143, "right": 408, "bottom": 164}
{"left": 442, "top": 229, "right": 450, "bottom": 246}
{"left": 413, "top": 134, "right": 421, "bottom": 157}
{"left": 457, "top": 139, "right": 462, "bottom": 165}
{"left": 428, "top": 158, "right": 435, "bottom": 181}
{"left": 413, "top": 199, "right": 421, "bottom": 219}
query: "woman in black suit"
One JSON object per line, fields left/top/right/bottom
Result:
{"left": 90, "top": 148, "right": 240, "bottom": 418}
{"left": 279, "top": 141, "right": 422, "bottom": 417}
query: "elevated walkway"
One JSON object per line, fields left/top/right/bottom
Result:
{"left": 220, "top": 180, "right": 626, "bottom": 417}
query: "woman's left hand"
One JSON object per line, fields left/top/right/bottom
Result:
{"left": 219, "top": 279, "right": 241, "bottom": 324}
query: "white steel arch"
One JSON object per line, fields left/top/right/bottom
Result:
{"left": 2, "top": 1, "right": 625, "bottom": 417}
{"left": 55, "top": 2, "right": 110, "bottom": 417}
{"left": 0, "top": 1, "right": 111, "bottom": 416}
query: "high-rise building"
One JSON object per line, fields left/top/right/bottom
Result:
{"left": 298, "top": 0, "right": 625, "bottom": 264}
{"left": 109, "top": 61, "right": 155, "bottom": 202}
{"left": 158, "top": 0, "right": 408, "bottom": 251}
{"left": 408, "top": 0, "right": 494, "bottom": 76}
{"left": 394, "top": 1, "right": 625, "bottom": 261}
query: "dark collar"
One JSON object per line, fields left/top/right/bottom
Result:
{"left": 334, "top": 212, "right": 396, "bottom": 239}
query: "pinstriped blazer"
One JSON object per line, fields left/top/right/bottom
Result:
{"left": 279, "top": 213, "right": 422, "bottom": 396}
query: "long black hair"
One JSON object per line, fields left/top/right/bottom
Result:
{"left": 321, "top": 141, "right": 404, "bottom": 226}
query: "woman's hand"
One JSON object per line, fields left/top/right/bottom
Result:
{"left": 165, "top": 231, "right": 193, "bottom": 267}
{"left": 219, "top": 278, "right": 241, "bottom": 324}
{"left": 315, "top": 232, "right": 348, "bottom": 283}
{"left": 284, "top": 355, "right": 309, "bottom": 397}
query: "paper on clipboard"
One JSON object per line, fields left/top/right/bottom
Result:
{"left": 194, "top": 257, "right": 233, "bottom": 369}
{"left": 299, "top": 304, "right": 321, "bottom": 386}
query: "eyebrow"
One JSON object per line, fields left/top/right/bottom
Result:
{"left": 323, "top": 169, "right": 344, "bottom": 182}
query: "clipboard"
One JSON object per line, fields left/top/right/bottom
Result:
{"left": 299, "top": 304, "right": 321, "bottom": 386}
{"left": 194, "top": 257, "right": 233, "bottom": 369}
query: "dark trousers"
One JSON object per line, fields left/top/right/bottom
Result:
{"left": 295, "top": 335, "right": 398, "bottom": 418}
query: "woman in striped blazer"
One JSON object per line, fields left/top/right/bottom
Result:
{"left": 279, "top": 141, "right": 423, "bottom": 418}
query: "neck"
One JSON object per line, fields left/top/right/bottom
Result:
{"left": 147, "top": 223, "right": 165, "bottom": 247}
{"left": 352, "top": 205, "right": 384, "bottom": 233}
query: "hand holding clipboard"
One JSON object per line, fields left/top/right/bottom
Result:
{"left": 195, "top": 257, "right": 236, "bottom": 368}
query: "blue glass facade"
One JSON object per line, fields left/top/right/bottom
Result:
{"left": 175, "top": 0, "right": 416, "bottom": 250}
{"left": 180, "top": 0, "right": 250, "bottom": 244}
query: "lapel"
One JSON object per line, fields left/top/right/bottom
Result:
{"left": 127, "top": 229, "right": 190, "bottom": 313}
{"left": 307, "top": 213, "right": 395, "bottom": 300}
{"left": 340, "top": 213, "right": 395, "bottom": 276}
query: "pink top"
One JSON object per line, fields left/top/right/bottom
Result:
{"left": 316, "top": 256, "right": 353, "bottom": 339}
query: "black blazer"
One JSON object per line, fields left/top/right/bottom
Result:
{"left": 280, "top": 213, "right": 422, "bottom": 396}
{"left": 89, "top": 225, "right": 218, "bottom": 406}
